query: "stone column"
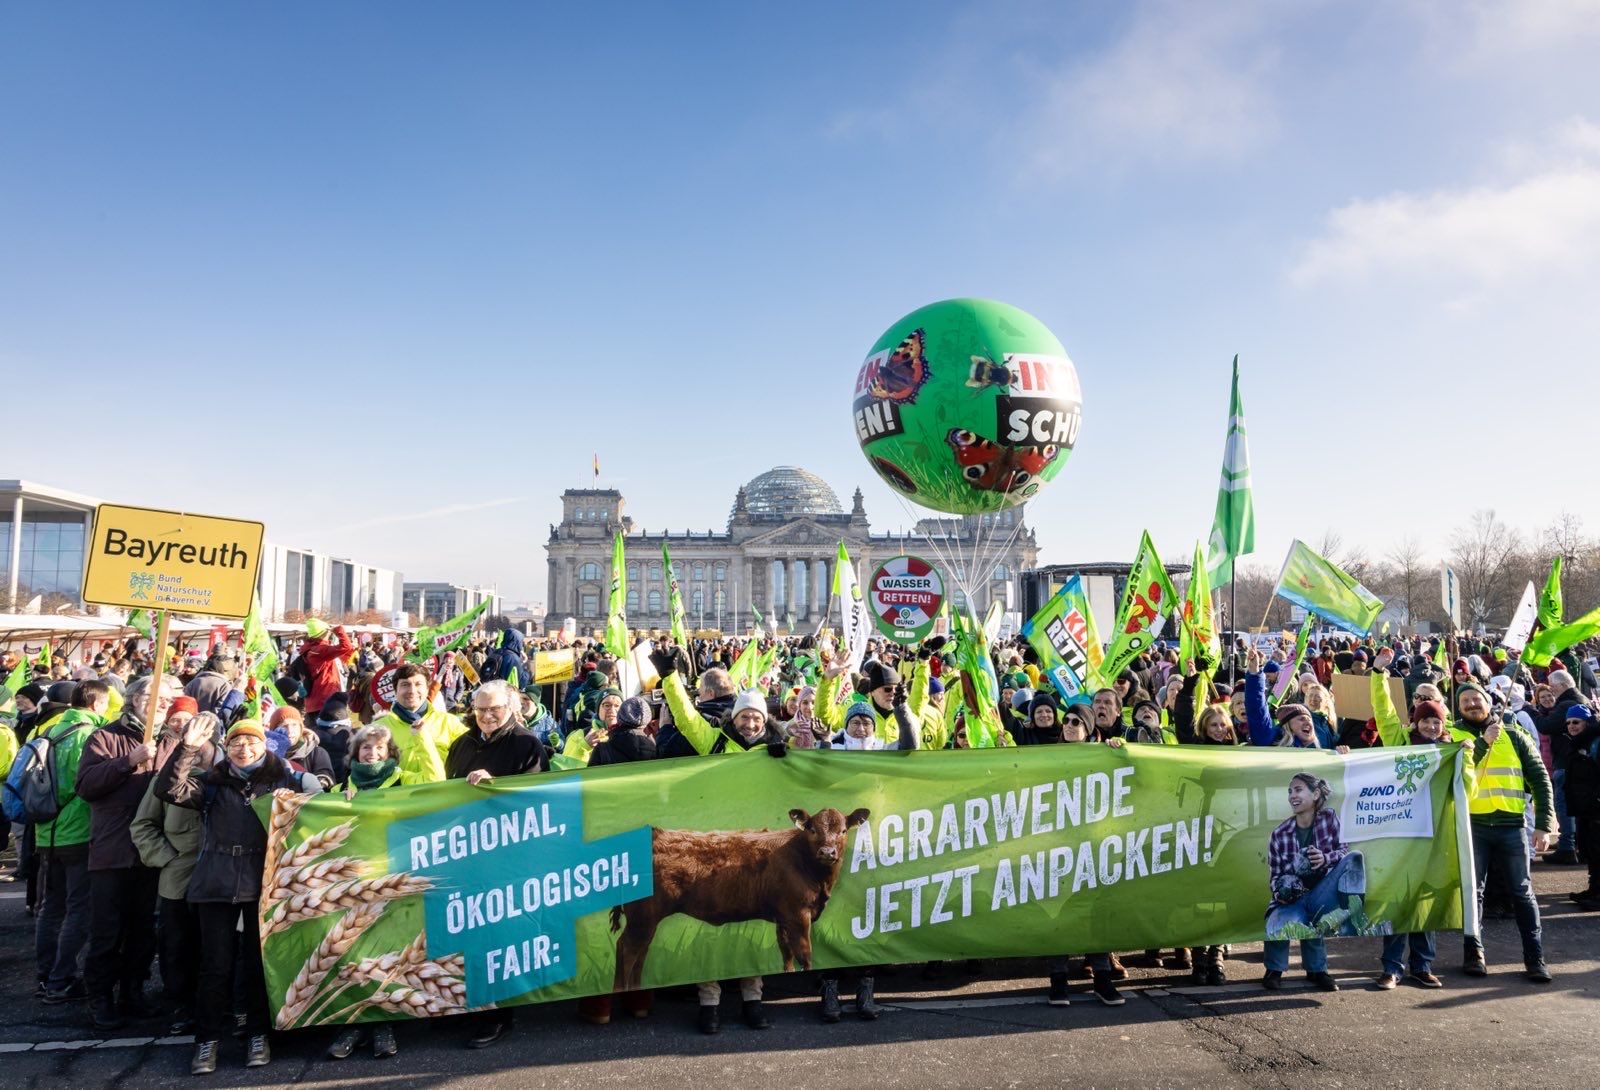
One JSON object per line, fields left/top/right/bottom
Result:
{"left": 813, "top": 557, "right": 828, "bottom": 622}
{"left": 789, "top": 558, "right": 802, "bottom": 624}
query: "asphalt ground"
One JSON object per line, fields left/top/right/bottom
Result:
{"left": 0, "top": 856, "right": 1595, "bottom": 1090}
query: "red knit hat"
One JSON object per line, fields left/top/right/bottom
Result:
{"left": 168, "top": 695, "right": 199, "bottom": 717}
{"left": 269, "top": 706, "right": 303, "bottom": 729}
{"left": 1411, "top": 699, "right": 1447, "bottom": 724}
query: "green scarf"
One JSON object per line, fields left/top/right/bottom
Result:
{"left": 349, "top": 758, "right": 399, "bottom": 792}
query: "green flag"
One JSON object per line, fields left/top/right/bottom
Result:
{"left": 241, "top": 592, "right": 279, "bottom": 720}
{"left": 2, "top": 656, "right": 28, "bottom": 699}
{"left": 1272, "top": 539, "right": 1384, "bottom": 636}
{"left": 727, "top": 637, "right": 760, "bottom": 689}
{"left": 36, "top": 644, "right": 51, "bottom": 670}
{"left": 1103, "top": 531, "right": 1179, "bottom": 682}
{"left": 1269, "top": 613, "right": 1316, "bottom": 707}
{"left": 751, "top": 605, "right": 765, "bottom": 641}
{"left": 408, "top": 598, "right": 493, "bottom": 663}
{"left": 1179, "top": 541, "right": 1220, "bottom": 669}
{"left": 128, "top": 608, "right": 154, "bottom": 641}
{"left": 952, "top": 611, "right": 1006, "bottom": 748}
{"left": 1433, "top": 636, "right": 1449, "bottom": 672}
{"left": 1522, "top": 602, "right": 1600, "bottom": 668}
{"left": 1206, "top": 355, "right": 1254, "bottom": 587}
{"left": 605, "top": 532, "right": 628, "bottom": 660}
{"left": 1022, "top": 573, "right": 1105, "bottom": 702}
{"left": 661, "top": 543, "right": 691, "bottom": 654}
{"left": 1538, "top": 556, "right": 1564, "bottom": 631}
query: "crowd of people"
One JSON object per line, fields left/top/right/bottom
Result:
{"left": 2, "top": 616, "right": 1596, "bottom": 1076}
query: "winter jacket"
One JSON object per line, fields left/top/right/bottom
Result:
{"left": 74, "top": 714, "right": 165, "bottom": 870}
{"left": 445, "top": 724, "right": 547, "bottom": 780}
{"left": 588, "top": 728, "right": 658, "bottom": 766}
{"left": 311, "top": 715, "right": 354, "bottom": 784}
{"left": 655, "top": 676, "right": 738, "bottom": 759}
{"left": 301, "top": 627, "right": 356, "bottom": 714}
{"left": 284, "top": 731, "right": 336, "bottom": 789}
{"left": 1533, "top": 687, "right": 1586, "bottom": 766}
{"left": 130, "top": 769, "right": 206, "bottom": 901}
{"left": 155, "top": 744, "right": 317, "bottom": 904}
{"left": 1562, "top": 722, "right": 1600, "bottom": 818}
{"left": 184, "top": 670, "right": 237, "bottom": 718}
{"left": 482, "top": 628, "right": 529, "bottom": 684}
{"left": 36, "top": 709, "right": 104, "bottom": 851}
{"left": 370, "top": 702, "right": 467, "bottom": 784}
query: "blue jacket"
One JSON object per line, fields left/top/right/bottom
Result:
{"left": 1244, "top": 672, "right": 1334, "bottom": 748}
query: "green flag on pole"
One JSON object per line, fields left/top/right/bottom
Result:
{"left": 242, "top": 591, "right": 278, "bottom": 719}
{"left": 1179, "top": 541, "right": 1220, "bottom": 669}
{"left": 751, "top": 606, "right": 765, "bottom": 641}
{"left": 127, "top": 608, "right": 156, "bottom": 641}
{"left": 662, "top": 543, "right": 690, "bottom": 653}
{"left": 1538, "top": 556, "right": 1564, "bottom": 631}
{"left": 1272, "top": 540, "right": 1384, "bottom": 636}
{"left": 409, "top": 598, "right": 493, "bottom": 663}
{"left": 1522, "top": 602, "right": 1600, "bottom": 668}
{"left": 1103, "top": 531, "right": 1179, "bottom": 682}
{"left": 1270, "top": 613, "right": 1317, "bottom": 707}
{"left": 2, "top": 656, "right": 28, "bottom": 699}
{"left": 1206, "top": 355, "right": 1254, "bottom": 587}
{"left": 605, "top": 532, "right": 628, "bottom": 660}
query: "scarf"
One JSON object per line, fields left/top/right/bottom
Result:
{"left": 349, "top": 758, "right": 399, "bottom": 791}
{"left": 840, "top": 731, "right": 884, "bottom": 751}
{"left": 393, "top": 701, "right": 426, "bottom": 725}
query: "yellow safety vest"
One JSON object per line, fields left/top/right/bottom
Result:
{"left": 1469, "top": 728, "right": 1527, "bottom": 818}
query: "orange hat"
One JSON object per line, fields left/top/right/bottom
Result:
{"left": 268, "top": 706, "right": 303, "bottom": 729}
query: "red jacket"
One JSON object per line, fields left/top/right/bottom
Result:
{"left": 301, "top": 627, "right": 355, "bottom": 713}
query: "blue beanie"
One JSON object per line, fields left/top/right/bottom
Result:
{"left": 928, "top": 678, "right": 945, "bottom": 695}
{"left": 844, "top": 701, "right": 875, "bottom": 726}
{"left": 1567, "top": 704, "right": 1595, "bottom": 722}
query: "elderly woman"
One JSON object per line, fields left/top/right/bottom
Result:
{"left": 156, "top": 714, "right": 321, "bottom": 1075}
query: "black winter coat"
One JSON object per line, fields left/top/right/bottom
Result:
{"left": 445, "top": 725, "right": 547, "bottom": 780}
{"left": 155, "top": 744, "right": 309, "bottom": 904}
{"left": 588, "top": 728, "right": 657, "bottom": 766}
{"left": 1563, "top": 723, "right": 1600, "bottom": 818}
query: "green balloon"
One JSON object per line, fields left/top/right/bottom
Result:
{"left": 853, "top": 298, "right": 1082, "bottom": 514}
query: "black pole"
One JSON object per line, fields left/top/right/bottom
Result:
{"left": 1228, "top": 557, "right": 1237, "bottom": 689}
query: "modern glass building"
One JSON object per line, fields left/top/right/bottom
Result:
{"left": 1, "top": 480, "right": 98, "bottom": 604}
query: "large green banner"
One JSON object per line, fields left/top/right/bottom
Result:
{"left": 258, "top": 745, "right": 1472, "bottom": 1028}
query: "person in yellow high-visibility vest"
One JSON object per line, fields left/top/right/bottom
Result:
{"left": 1452, "top": 680, "right": 1558, "bottom": 982}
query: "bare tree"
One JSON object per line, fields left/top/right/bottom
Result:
{"left": 1449, "top": 510, "right": 1523, "bottom": 629}
{"left": 1386, "top": 537, "right": 1428, "bottom": 628}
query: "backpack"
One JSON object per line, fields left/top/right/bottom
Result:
{"left": 3, "top": 721, "right": 79, "bottom": 824}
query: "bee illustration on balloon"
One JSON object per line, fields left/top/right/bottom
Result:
{"left": 945, "top": 429, "right": 1058, "bottom": 496}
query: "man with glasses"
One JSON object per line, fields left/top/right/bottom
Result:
{"left": 445, "top": 679, "right": 548, "bottom": 1048}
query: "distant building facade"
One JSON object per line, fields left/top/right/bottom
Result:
{"left": 403, "top": 582, "right": 503, "bottom": 626}
{"left": 545, "top": 466, "right": 1038, "bottom": 635}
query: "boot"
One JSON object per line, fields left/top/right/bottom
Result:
{"left": 742, "top": 999, "right": 771, "bottom": 1029}
{"left": 820, "top": 978, "right": 842, "bottom": 1023}
{"left": 190, "top": 1039, "right": 218, "bottom": 1076}
{"left": 855, "top": 976, "right": 880, "bottom": 1021}
{"left": 697, "top": 1004, "right": 720, "bottom": 1035}
{"left": 91, "top": 996, "right": 126, "bottom": 1031}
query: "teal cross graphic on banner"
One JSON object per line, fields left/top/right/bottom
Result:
{"left": 388, "top": 779, "right": 652, "bottom": 1006}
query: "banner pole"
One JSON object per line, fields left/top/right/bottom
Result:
{"left": 1228, "top": 558, "right": 1237, "bottom": 689}
{"left": 143, "top": 610, "right": 172, "bottom": 745}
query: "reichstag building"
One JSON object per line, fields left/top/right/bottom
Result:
{"left": 545, "top": 466, "right": 1038, "bottom": 635}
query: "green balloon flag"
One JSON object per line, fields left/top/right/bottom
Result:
{"left": 853, "top": 298, "right": 1082, "bottom": 514}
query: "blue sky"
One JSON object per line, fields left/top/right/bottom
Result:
{"left": 5, "top": 1, "right": 1598, "bottom": 603}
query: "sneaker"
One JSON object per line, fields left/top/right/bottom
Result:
{"left": 1373, "top": 973, "right": 1400, "bottom": 990}
{"left": 1409, "top": 971, "right": 1443, "bottom": 989}
{"left": 1307, "top": 971, "right": 1339, "bottom": 992}
{"left": 742, "top": 999, "right": 771, "bottom": 1029}
{"left": 43, "top": 979, "right": 86, "bottom": 1005}
{"left": 326, "top": 1028, "right": 364, "bottom": 1060}
{"left": 466, "top": 1016, "right": 509, "bottom": 1048}
{"left": 854, "top": 977, "right": 880, "bottom": 1021}
{"left": 1261, "top": 970, "right": 1283, "bottom": 991}
{"left": 190, "top": 1039, "right": 218, "bottom": 1076}
{"left": 33, "top": 978, "right": 47, "bottom": 1000}
{"left": 244, "top": 1034, "right": 270, "bottom": 1067}
{"left": 371, "top": 1025, "right": 397, "bottom": 1058}
{"left": 820, "top": 978, "right": 842, "bottom": 1023}
{"left": 1047, "top": 974, "right": 1072, "bottom": 1006}
{"left": 1091, "top": 974, "right": 1125, "bottom": 1006}
{"left": 697, "top": 1004, "right": 720, "bottom": 1036}
{"left": 1525, "top": 961, "right": 1552, "bottom": 984}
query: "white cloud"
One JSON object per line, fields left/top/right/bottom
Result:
{"left": 1290, "top": 118, "right": 1600, "bottom": 290}
{"left": 1019, "top": 1, "right": 1281, "bottom": 175}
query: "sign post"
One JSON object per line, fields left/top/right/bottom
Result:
{"left": 81, "top": 503, "right": 265, "bottom": 743}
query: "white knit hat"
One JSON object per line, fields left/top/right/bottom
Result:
{"left": 731, "top": 689, "right": 767, "bottom": 721}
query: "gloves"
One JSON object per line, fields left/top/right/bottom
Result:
{"left": 766, "top": 741, "right": 788, "bottom": 759}
{"left": 892, "top": 682, "right": 908, "bottom": 709}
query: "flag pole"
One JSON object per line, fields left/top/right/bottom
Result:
{"left": 1228, "top": 557, "right": 1237, "bottom": 689}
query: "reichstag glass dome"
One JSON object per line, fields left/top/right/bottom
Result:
{"left": 734, "top": 466, "right": 844, "bottom": 520}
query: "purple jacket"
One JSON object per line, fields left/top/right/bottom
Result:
{"left": 75, "top": 716, "right": 168, "bottom": 871}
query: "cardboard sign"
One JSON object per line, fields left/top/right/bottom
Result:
{"left": 533, "top": 649, "right": 577, "bottom": 685}
{"left": 82, "top": 503, "right": 264, "bottom": 619}
{"left": 1330, "top": 673, "right": 1406, "bottom": 723}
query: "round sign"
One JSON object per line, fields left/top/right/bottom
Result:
{"left": 868, "top": 555, "right": 944, "bottom": 644}
{"left": 369, "top": 662, "right": 402, "bottom": 712}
